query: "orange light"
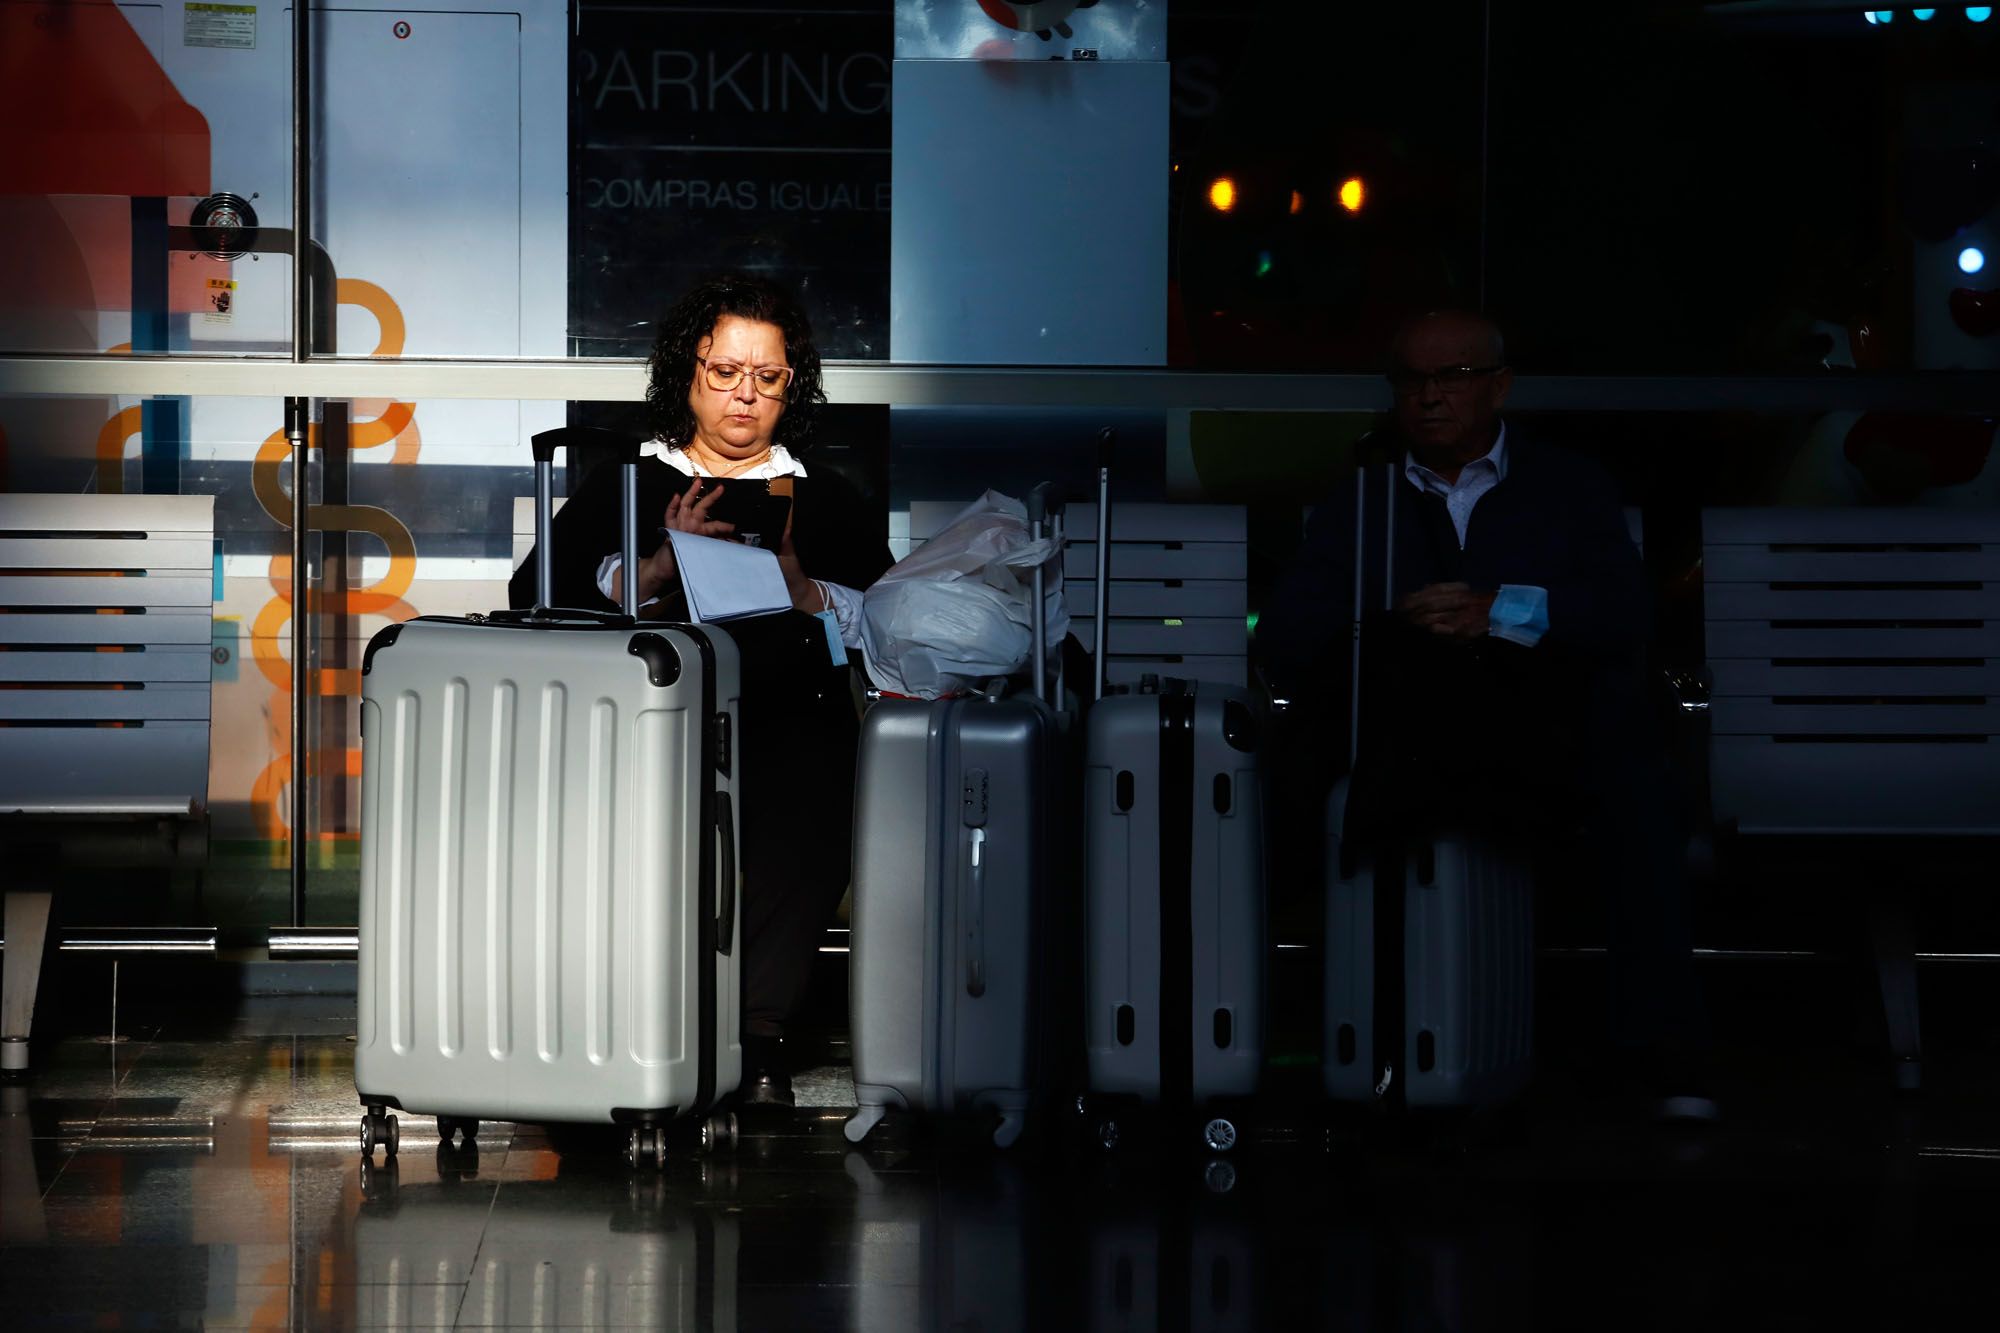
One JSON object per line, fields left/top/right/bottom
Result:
{"left": 1208, "top": 177, "right": 1237, "bottom": 212}
{"left": 1338, "top": 176, "right": 1365, "bottom": 213}
{"left": 1288, "top": 189, "right": 1303, "bottom": 215}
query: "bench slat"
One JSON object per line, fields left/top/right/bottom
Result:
{"left": 1707, "top": 623, "right": 2000, "bottom": 657}
{"left": 1704, "top": 584, "right": 2000, "bottom": 620}
{"left": 0, "top": 537, "right": 214, "bottom": 571}
{"left": 1712, "top": 737, "right": 2000, "bottom": 835}
{"left": 0, "top": 724, "right": 208, "bottom": 815}
{"left": 1711, "top": 661, "right": 2000, "bottom": 696}
{"left": 0, "top": 649, "right": 214, "bottom": 684}
{"left": 0, "top": 685, "right": 212, "bottom": 721}
{"left": 1062, "top": 542, "right": 1248, "bottom": 580}
{"left": 1710, "top": 699, "right": 2000, "bottom": 737}
{"left": 1062, "top": 578, "right": 1246, "bottom": 618}
{"left": 0, "top": 612, "right": 213, "bottom": 646}
{"left": 1704, "top": 585, "right": 1999, "bottom": 620}
{"left": 1104, "top": 654, "right": 1247, "bottom": 688}
{"left": 0, "top": 493, "right": 215, "bottom": 534}
{"left": 1703, "top": 508, "right": 2000, "bottom": 545}
{"left": 0, "top": 575, "right": 214, "bottom": 608}
{"left": 1705, "top": 547, "right": 2000, "bottom": 582}
{"left": 1068, "top": 616, "right": 1247, "bottom": 656}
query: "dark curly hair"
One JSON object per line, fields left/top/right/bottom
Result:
{"left": 644, "top": 272, "right": 826, "bottom": 453}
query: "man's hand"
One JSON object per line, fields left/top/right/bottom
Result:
{"left": 1398, "top": 582, "right": 1496, "bottom": 639}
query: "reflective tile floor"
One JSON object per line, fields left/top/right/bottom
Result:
{"left": 6, "top": 1003, "right": 2000, "bottom": 1329}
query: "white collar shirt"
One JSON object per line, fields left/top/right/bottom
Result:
{"left": 1402, "top": 423, "right": 1508, "bottom": 549}
{"left": 644, "top": 438, "right": 808, "bottom": 479}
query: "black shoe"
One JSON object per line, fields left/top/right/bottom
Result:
{"left": 740, "top": 1035, "right": 795, "bottom": 1109}
{"left": 741, "top": 1067, "right": 795, "bottom": 1108}
{"left": 1611, "top": 1043, "right": 1723, "bottom": 1126}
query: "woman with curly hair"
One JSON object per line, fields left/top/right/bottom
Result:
{"left": 511, "top": 272, "right": 893, "bottom": 1106}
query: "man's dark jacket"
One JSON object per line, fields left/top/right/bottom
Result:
{"left": 1256, "top": 434, "right": 1652, "bottom": 829}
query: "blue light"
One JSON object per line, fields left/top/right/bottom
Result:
{"left": 1968, "top": 6, "right": 1994, "bottom": 20}
{"left": 1864, "top": 10, "right": 1879, "bottom": 22}
{"left": 1871, "top": 8, "right": 1894, "bottom": 20}
{"left": 1914, "top": 7, "right": 1937, "bottom": 18}
{"left": 1961, "top": 247, "right": 1987, "bottom": 275}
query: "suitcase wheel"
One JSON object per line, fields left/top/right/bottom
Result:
{"left": 700, "top": 1112, "right": 738, "bottom": 1154}
{"left": 625, "top": 1124, "right": 666, "bottom": 1170}
{"left": 1201, "top": 1117, "right": 1238, "bottom": 1153}
{"left": 437, "top": 1116, "right": 479, "bottom": 1147}
{"left": 358, "top": 1108, "right": 399, "bottom": 1160}
{"left": 1096, "top": 1118, "right": 1121, "bottom": 1152}
{"left": 1204, "top": 1159, "right": 1239, "bottom": 1195}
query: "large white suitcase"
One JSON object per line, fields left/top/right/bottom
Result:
{"left": 355, "top": 428, "right": 742, "bottom": 1167}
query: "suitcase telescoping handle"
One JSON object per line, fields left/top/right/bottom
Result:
{"left": 1026, "top": 481, "right": 1066, "bottom": 705}
{"left": 1092, "top": 427, "right": 1114, "bottom": 702}
{"left": 526, "top": 426, "right": 645, "bottom": 620}
{"left": 1349, "top": 457, "right": 1397, "bottom": 768}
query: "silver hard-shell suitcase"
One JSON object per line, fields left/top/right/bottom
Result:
{"left": 1322, "top": 462, "right": 1534, "bottom": 1110}
{"left": 843, "top": 487, "right": 1068, "bottom": 1149}
{"left": 356, "top": 428, "right": 742, "bottom": 1167}
{"left": 1323, "top": 778, "right": 1535, "bottom": 1107}
{"left": 1082, "top": 449, "right": 1267, "bottom": 1152}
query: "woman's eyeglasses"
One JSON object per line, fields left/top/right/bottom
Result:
{"left": 1386, "top": 364, "right": 1505, "bottom": 395}
{"left": 698, "top": 356, "right": 794, "bottom": 399}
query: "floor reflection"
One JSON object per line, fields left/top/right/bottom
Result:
{"left": 5, "top": 1032, "right": 2000, "bottom": 1329}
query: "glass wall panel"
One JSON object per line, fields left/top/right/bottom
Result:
{"left": 572, "top": 0, "right": 893, "bottom": 358}
{"left": 1167, "top": 2, "right": 1486, "bottom": 370}
{"left": 1487, "top": 4, "right": 2000, "bottom": 373}
{"left": 0, "top": 0, "right": 296, "bottom": 358}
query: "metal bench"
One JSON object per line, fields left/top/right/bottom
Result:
{"left": 1702, "top": 506, "right": 2000, "bottom": 1088}
{"left": 0, "top": 493, "right": 216, "bottom": 1071}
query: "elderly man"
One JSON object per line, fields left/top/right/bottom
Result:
{"left": 1258, "top": 309, "right": 1713, "bottom": 1121}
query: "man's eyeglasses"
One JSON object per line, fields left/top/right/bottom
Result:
{"left": 698, "top": 356, "right": 794, "bottom": 399}
{"left": 1386, "top": 364, "right": 1506, "bottom": 395}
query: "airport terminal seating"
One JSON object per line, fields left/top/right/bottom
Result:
{"left": 1702, "top": 507, "right": 2000, "bottom": 1089}
{"left": 0, "top": 493, "right": 216, "bottom": 1071}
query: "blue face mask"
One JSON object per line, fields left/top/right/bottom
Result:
{"left": 814, "top": 608, "right": 847, "bottom": 665}
{"left": 1488, "top": 584, "right": 1549, "bottom": 648}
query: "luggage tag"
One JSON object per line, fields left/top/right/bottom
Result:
{"left": 814, "top": 608, "right": 846, "bottom": 666}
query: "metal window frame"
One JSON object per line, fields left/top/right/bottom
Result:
{"left": 2, "top": 356, "right": 1997, "bottom": 412}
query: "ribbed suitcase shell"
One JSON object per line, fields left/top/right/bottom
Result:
{"left": 845, "top": 695, "right": 1054, "bottom": 1147}
{"left": 1083, "top": 686, "right": 1265, "bottom": 1106}
{"left": 355, "top": 617, "right": 742, "bottom": 1126}
{"left": 1323, "top": 782, "right": 1534, "bottom": 1109}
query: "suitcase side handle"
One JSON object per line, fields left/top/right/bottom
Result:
{"left": 965, "top": 826, "right": 987, "bottom": 997}
{"left": 715, "top": 790, "right": 737, "bottom": 956}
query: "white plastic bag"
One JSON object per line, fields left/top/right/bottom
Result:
{"left": 859, "top": 490, "right": 1068, "bottom": 699}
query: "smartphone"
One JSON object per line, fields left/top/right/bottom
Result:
{"left": 675, "top": 477, "right": 793, "bottom": 550}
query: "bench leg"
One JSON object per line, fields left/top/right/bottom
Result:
{"left": 2, "top": 892, "right": 53, "bottom": 1073}
{"left": 1868, "top": 894, "right": 1922, "bottom": 1092}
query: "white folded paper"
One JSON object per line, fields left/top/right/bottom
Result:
{"left": 665, "top": 529, "right": 793, "bottom": 623}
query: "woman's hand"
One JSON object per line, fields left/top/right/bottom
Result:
{"left": 623, "top": 479, "right": 736, "bottom": 605}
{"left": 776, "top": 523, "right": 823, "bottom": 614}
